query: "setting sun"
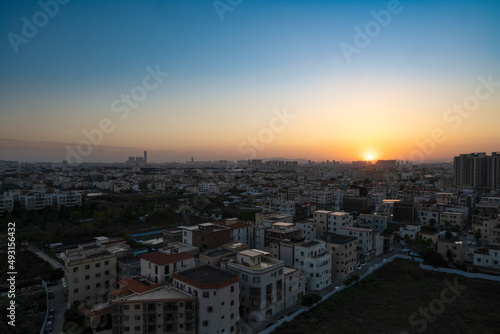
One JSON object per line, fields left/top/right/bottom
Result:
{"left": 367, "top": 155, "right": 373, "bottom": 161}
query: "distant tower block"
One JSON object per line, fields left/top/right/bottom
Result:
{"left": 144, "top": 151, "right": 147, "bottom": 163}
{"left": 191, "top": 157, "right": 194, "bottom": 163}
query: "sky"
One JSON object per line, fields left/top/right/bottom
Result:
{"left": 1, "top": 0, "right": 500, "bottom": 163}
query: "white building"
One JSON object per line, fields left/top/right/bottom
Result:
{"left": 140, "top": 249, "right": 195, "bottom": 284}
{"left": 55, "top": 191, "right": 83, "bottom": 209}
{"left": 358, "top": 214, "right": 388, "bottom": 232}
{"left": 328, "top": 212, "right": 354, "bottom": 233}
{"left": 473, "top": 247, "right": 500, "bottom": 272}
{"left": 0, "top": 193, "right": 14, "bottom": 215}
{"left": 263, "top": 198, "right": 296, "bottom": 216}
{"left": 226, "top": 249, "right": 285, "bottom": 322}
{"left": 217, "top": 218, "right": 252, "bottom": 245}
{"left": 21, "top": 192, "right": 53, "bottom": 211}
{"left": 293, "top": 240, "right": 332, "bottom": 292}
{"left": 295, "top": 220, "right": 317, "bottom": 242}
{"left": 173, "top": 265, "right": 241, "bottom": 334}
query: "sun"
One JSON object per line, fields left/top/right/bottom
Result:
{"left": 367, "top": 155, "right": 374, "bottom": 161}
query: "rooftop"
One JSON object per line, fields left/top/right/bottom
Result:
{"left": 173, "top": 265, "right": 240, "bottom": 288}
{"left": 140, "top": 251, "right": 194, "bottom": 266}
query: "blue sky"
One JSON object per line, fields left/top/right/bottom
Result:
{"left": 1, "top": 0, "right": 499, "bottom": 162}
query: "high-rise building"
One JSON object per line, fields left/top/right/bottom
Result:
{"left": 454, "top": 152, "right": 500, "bottom": 189}
{"left": 144, "top": 150, "right": 147, "bottom": 163}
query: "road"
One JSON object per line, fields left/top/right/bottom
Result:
{"left": 46, "top": 281, "right": 66, "bottom": 334}
{"left": 29, "top": 247, "right": 67, "bottom": 333}
{"left": 29, "top": 247, "right": 65, "bottom": 270}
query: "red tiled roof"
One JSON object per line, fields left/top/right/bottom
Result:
{"left": 116, "top": 276, "right": 160, "bottom": 294}
{"left": 110, "top": 287, "right": 133, "bottom": 298}
{"left": 140, "top": 251, "right": 194, "bottom": 266}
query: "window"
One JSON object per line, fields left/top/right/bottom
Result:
{"left": 231, "top": 326, "right": 235, "bottom": 332}
{"left": 85, "top": 275, "right": 90, "bottom": 280}
{"left": 135, "top": 304, "right": 140, "bottom": 310}
{"left": 96, "top": 263, "right": 101, "bottom": 268}
{"left": 73, "top": 278, "right": 78, "bottom": 283}
{"left": 73, "top": 267, "right": 78, "bottom": 273}
{"left": 85, "top": 285, "right": 90, "bottom": 290}
{"left": 203, "top": 291, "right": 209, "bottom": 298}
{"left": 124, "top": 305, "right": 129, "bottom": 310}
{"left": 124, "top": 327, "right": 129, "bottom": 331}
{"left": 231, "top": 286, "right": 234, "bottom": 293}
{"left": 73, "top": 288, "right": 78, "bottom": 293}
{"left": 105, "top": 260, "right": 109, "bottom": 265}
{"left": 124, "top": 316, "right": 130, "bottom": 321}
{"left": 203, "top": 321, "right": 208, "bottom": 327}
{"left": 85, "top": 265, "right": 90, "bottom": 270}
{"left": 253, "top": 277, "right": 260, "bottom": 283}
{"left": 207, "top": 306, "right": 213, "bottom": 313}
{"left": 105, "top": 270, "right": 109, "bottom": 276}
{"left": 134, "top": 315, "right": 140, "bottom": 320}
{"left": 96, "top": 283, "right": 101, "bottom": 288}
{"left": 96, "top": 273, "right": 101, "bottom": 278}
{"left": 213, "top": 291, "right": 217, "bottom": 296}
{"left": 134, "top": 326, "right": 140, "bottom": 331}
{"left": 221, "top": 301, "right": 225, "bottom": 306}
{"left": 231, "top": 313, "right": 234, "bottom": 319}
{"left": 231, "top": 300, "right": 234, "bottom": 306}
{"left": 221, "top": 315, "right": 225, "bottom": 319}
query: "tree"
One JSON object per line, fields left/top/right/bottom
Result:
{"left": 301, "top": 293, "right": 322, "bottom": 307}
{"left": 445, "top": 231, "right": 453, "bottom": 239}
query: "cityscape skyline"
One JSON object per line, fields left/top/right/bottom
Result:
{"left": 1, "top": 0, "right": 500, "bottom": 163}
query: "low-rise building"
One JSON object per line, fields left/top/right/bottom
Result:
{"left": 322, "top": 234, "right": 357, "bottom": 279}
{"left": 226, "top": 249, "right": 284, "bottom": 322}
{"left": 293, "top": 240, "right": 332, "bottom": 291}
{"left": 111, "top": 276, "right": 196, "bottom": 334}
{"left": 472, "top": 247, "right": 500, "bottom": 275}
{"left": 140, "top": 250, "right": 195, "bottom": 284}
{"left": 437, "top": 240, "right": 465, "bottom": 266}
{"left": 173, "top": 265, "right": 241, "bottom": 334}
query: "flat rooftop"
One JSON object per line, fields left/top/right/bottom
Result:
{"left": 301, "top": 240, "right": 320, "bottom": 248}
{"left": 174, "top": 265, "right": 239, "bottom": 285}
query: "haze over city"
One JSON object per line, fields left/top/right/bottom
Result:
{"left": 1, "top": 0, "right": 500, "bottom": 162}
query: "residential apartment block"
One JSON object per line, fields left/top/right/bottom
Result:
{"left": 173, "top": 265, "right": 241, "bottom": 334}
{"left": 111, "top": 276, "right": 196, "bottom": 334}
{"left": 140, "top": 250, "right": 195, "bottom": 284}
{"left": 226, "top": 249, "right": 284, "bottom": 322}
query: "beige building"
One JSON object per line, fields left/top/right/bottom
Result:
{"left": 173, "top": 265, "right": 241, "bottom": 334}
{"left": 323, "top": 234, "right": 357, "bottom": 279}
{"left": 111, "top": 276, "right": 196, "bottom": 334}
{"left": 419, "top": 231, "right": 439, "bottom": 246}
{"left": 283, "top": 267, "right": 306, "bottom": 308}
{"left": 436, "top": 193, "right": 454, "bottom": 205}
{"left": 440, "top": 211, "right": 465, "bottom": 228}
{"left": 313, "top": 210, "right": 333, "bottom": 238}
{"left": 65, "top": 237, "right": 126, "bottom": 305}
{"left": 438, "top": 240, "right": 465, "bottom": 265}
